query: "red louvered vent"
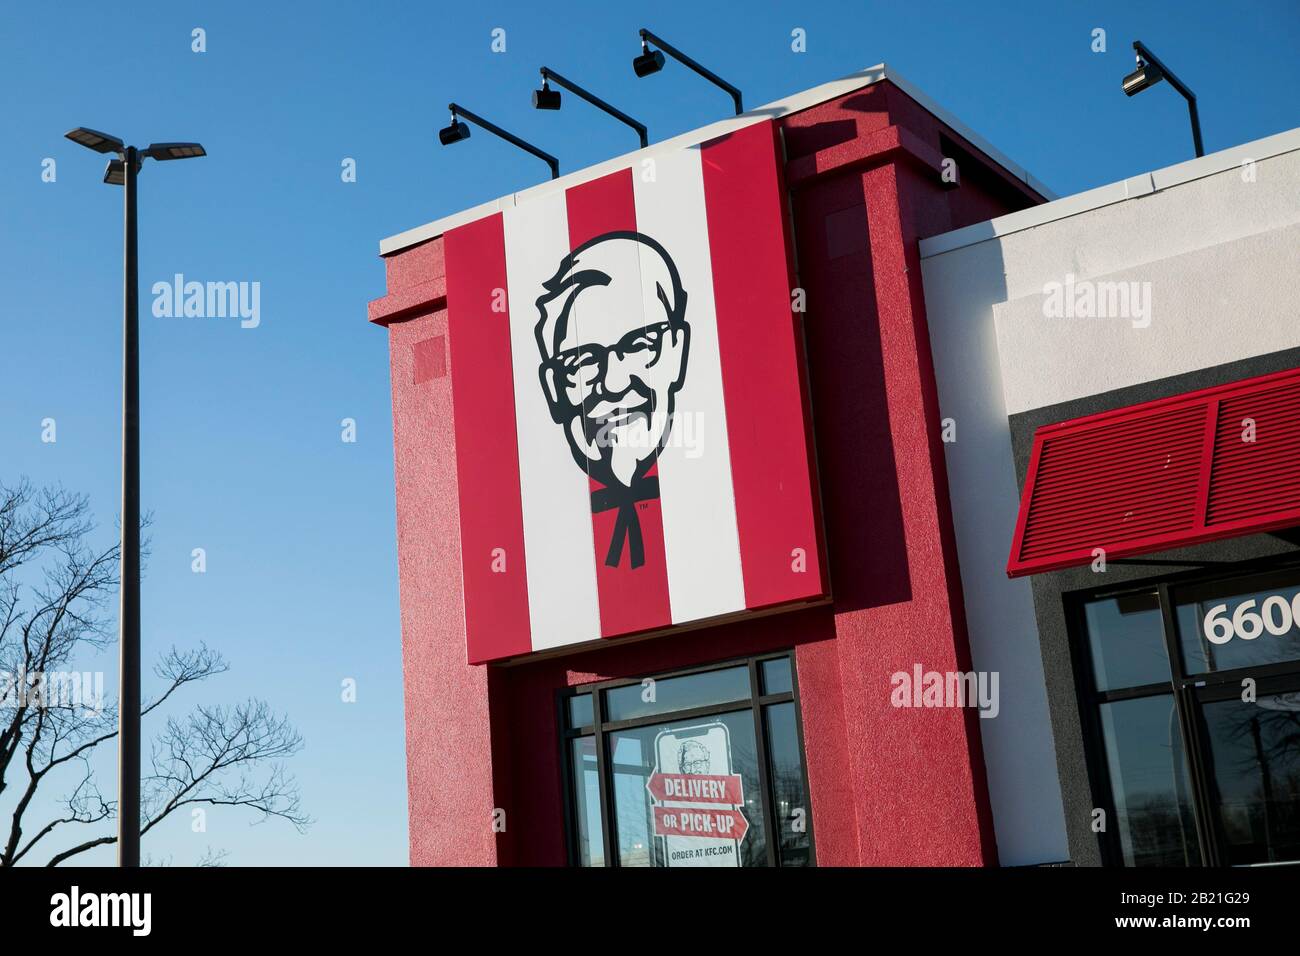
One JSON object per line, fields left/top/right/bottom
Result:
{"left": 1207, "top": 377, "right": 1300, "bottom": 526}
{"left": 1008, "top": 366, "right": 1300, "bottom": 577}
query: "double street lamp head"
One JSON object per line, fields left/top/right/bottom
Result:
{"left": 103, "top": 159, "right": 134, "bottom": 186}
{"left": 65, "top": 127, "right": 125, "bottom": 154}
{"left": 145, "top": 142, "right": 207, "bottom": 161}
{"left": 65, "top": 128, "right": 206, "bottom": 186}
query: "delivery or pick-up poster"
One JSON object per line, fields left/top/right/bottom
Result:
{"left": 647, "top": 722, "right": 749, "bottom": 867}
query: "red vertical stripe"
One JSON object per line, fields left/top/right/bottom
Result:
{"left": 566, "top": 170, "right": 637, "bottom": 247}
{"left": 445, "top": 214, "right": 532, "bottom": 662}
{"left": 702, "top": 121, "right": 827, "bottom": 608}
{"left": 565, "top": 169, "right": 674, "bottom": 637}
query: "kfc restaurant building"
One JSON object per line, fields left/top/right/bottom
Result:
{"left": 370, "top": 65, "right": 1062, "bottom": 868}
{"left": 372, "top": 61, "right": 1300, "bottom": 867}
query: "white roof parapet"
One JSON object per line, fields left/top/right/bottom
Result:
{"left": 920, "top": 126, "right": 1300, "bottom": 260}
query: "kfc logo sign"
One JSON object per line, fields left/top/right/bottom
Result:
{"left": 444, "top": 119, "right": 826, "bottom": 663}
{"left": 536, "top": 232, "right": 690, "bottom": 569}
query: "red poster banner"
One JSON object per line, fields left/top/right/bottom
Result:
{"left": 652, "top": 805, "right": 750, "bottom": 844}
{"left": 646, "top": 771, "right": 744, "bottom": 805}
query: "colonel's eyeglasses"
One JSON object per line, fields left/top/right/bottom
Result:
{"left": 552, "top": 321, "right": 673, "bottom": 385}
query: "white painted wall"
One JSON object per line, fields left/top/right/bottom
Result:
{"left": 918, "top": 127, "right": 1300, "bottom": 866}
{"left": 920, "top": 232, "right": 1069, "bottom": 866}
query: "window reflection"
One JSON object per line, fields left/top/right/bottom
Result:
{"left": 1175, "top": 570, "right": 1300, "bottom": 676}
{"left": 604, "top": 666, "right": 750, "bottom": 723}
{"left": 567, "top": 693, "right": 593, "bottom": 730}
{"left": 1202, "top": 692, "right": 1300, "bottom": 866}
{"left": 1098, "top": 695, "right": 1200, "bottom": 866}
{"left": 1078, "top": 567, "right": 1300, "bottom": 867}
{"left": 1083, "top": 591, "right": 1168, "bottom": 691}
{"left": 764, "top": 701, "right": 811, "bottom": 865}
{"left": 610, "top": 733, "right": 655, "bottom": 866}
{"left": 761, "top": 657, "right": 793, "bottom": 695}
{"left": 569, "top": 736, "right": 604, "bottom": 867}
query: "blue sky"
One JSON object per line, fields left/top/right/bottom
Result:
{"left": 1, "top": 1, "right": 1296, "bottom": 866}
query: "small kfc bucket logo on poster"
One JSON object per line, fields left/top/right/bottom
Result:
{"left": 648, "top": 722, "right": 748, "bottom": 867}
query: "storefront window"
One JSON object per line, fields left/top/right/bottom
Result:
{"left": 761, "top": 657, "right": 794, "bottom": 695}
{"left": 1075, "top": 561, "right": 1300, "bottom": 867}
{"left": 560, "top": 653, "right": 813, "bottom": 867}
{"left": 1201, "top": 692, "right": 1300, "bottom": 866}
{"left": 1082, "top": 591, "right": 1169, "bottom": 691}
{"left": 1173, "top": 569, "right": 1300, "bottom": 675}
{"left": 567, "top": 692, "right": 594, "bottom": 729}
{"left": 1096, "top": 695, "right": 1200, "bottom": 865}
{"left": 764, "top": 700, "right": 813, "bottom": 865}
{"left": 607, "top": 712, "right": 768, "bottom": 867}
{"left": 568, "top": 736, "right": 603, "bottom": 867}
{"left": 603, "top": 665, "right": 750, "bottom": 722}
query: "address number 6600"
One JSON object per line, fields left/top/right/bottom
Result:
{"left": 1203, "top": 594, "right": 1300, "bottom": 645}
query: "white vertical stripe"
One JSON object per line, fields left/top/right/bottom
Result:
{"left": 633, "top": 147, "right": 746, "bottom": 622}
{"left": 503, "top": 193, "right": 602, "bottom": 651}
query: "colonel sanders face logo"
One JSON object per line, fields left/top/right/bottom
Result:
{"left": 677, "top": 739, "right": 711, "bottom": 776}
{"left": 535, "top": 232, "right": 691, "bottom": 569}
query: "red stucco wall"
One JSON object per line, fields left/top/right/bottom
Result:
{"left": 373, "top": 79, "right": 1045, "bottom": 866}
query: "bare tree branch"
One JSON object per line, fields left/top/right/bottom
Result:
{"left": 0, "top": 479, "right": 309, "bottom": 866}
{"left": 45, "top": 835, "right": 116, "bottom": 867}
{"left": 141, "top": 700, "right": 310, "bottom": 836}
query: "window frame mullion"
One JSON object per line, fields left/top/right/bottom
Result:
{"left": 749, "top": 658, "right": 779, "bottom": 867}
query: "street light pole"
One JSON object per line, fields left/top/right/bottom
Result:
{"left": 64, "top": 128, "right": 205, "bottom": 867}
{"left": 119, "top": 144, "right": 141, "bottom": 869}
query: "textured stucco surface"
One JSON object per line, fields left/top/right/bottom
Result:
{"left": 991, "top": 151, "right": 1300, "bottom": 416}
{"left": 386, "top": 245, "right": 508, "bottom": 866}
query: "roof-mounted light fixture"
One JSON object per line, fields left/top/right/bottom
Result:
{"left": 633, "top": 28, "right": 743, "bottom": 115}
{"left": 1122, "top": 40, "right": 1204, "bottom": 157}
{"left": 534, "top": 67, "right": 648, "bottom": 148}
{"left": 438, "top": 103, "right": 559, "bottom": 180}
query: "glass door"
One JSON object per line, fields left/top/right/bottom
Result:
{"left": 1193, "top": 674, "right": 1300, "bottom": 866}
{"left": 1073, "top": 560, "right": 1300, "bottom": 866}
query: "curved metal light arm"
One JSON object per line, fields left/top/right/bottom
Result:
{"left": 639, "top": 28, "right": 743, "bottom": 115}
{"left": 450, "top": 102, "right": 560, "bottom": 179}
{"left": 540, "top": 67, "right": 648, "bottom": 148}
{"left": 1132, "top": 41, "right": 1204, "bottom": 157}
